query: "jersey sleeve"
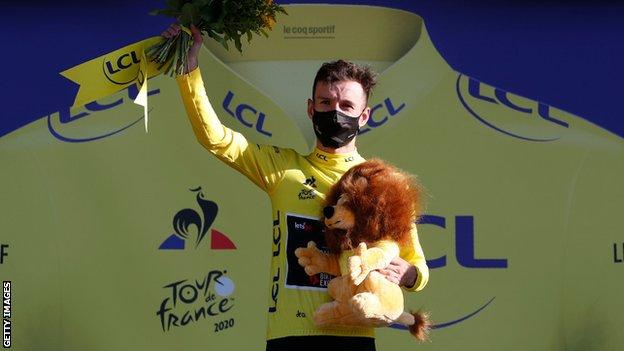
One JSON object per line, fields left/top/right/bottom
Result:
{"left": 176, "top": 67, "right": 292, "bottom": 193}
{"left": 399, "top": 223, "right": 429, "bottom": 292}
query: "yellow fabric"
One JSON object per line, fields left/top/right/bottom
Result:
{"left": 401, "top": 224, "right": 428, "bottom": 291}
{"left": 176, "top": 66, "right": 428, "bottom": 340}
{"left": 60, "top": 36, "right": 166, "bottom": 108}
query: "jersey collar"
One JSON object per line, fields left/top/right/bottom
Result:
{"left": 305, "top": 146, "right": 363, "bottom": 171}
{"left": 195, "top": 4, "right": 454, "bottom": 151}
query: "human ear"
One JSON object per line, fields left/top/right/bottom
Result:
{"left": 358, "top": 106, "right": 371, "bottom": 127}
{"left": 307, "top": 98, "right": 314, "bottom": 120}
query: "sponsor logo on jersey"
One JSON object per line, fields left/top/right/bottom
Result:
{"left": 159, "top": 186, "right": 236, "bottom": 250}
{"left": 298, "top": 176, "right": 318, "bottom": 200}
{"left": 284, "top": 214, "right": 333, "bottom": 291}
{"left": 269, "top": 211, "right": 282, "bottom": 313}
{"left": 315, "top": 153, "right": 328, "bottom": 161}
{"left": 294, "top": 221, "right": 314, "bottom": 232}
{"left": 295, "top": 310, "right": 307, "bottom": 318}
{"left": 303, "top": 176, "right": 317, "bottom": 188}
{"left": 457, "top": 74, "right": 569, "bottom": 142}
{"left": 298, "top": 189, "right": 317, "bottom": 200}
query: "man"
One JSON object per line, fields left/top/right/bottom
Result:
{"left": 164, "top": 23, "right": 428, "bottom": 351}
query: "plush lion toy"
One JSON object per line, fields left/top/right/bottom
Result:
{"left": 295, "top": 159, "right": 430, "bottom": 341}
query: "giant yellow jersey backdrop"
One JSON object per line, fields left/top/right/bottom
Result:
{"left": 1, "top": 5, "right": 622, "bottom": 351}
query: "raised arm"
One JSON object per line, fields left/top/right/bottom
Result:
{"left": 165, "top": 24, "right": 292, "bottom": 192}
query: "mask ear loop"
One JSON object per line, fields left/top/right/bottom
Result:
{"left": 354, "top": 107, "right": 367, "bottom": 118}
{"left": 341, "top": 101, "right": 368, "bottom": 119}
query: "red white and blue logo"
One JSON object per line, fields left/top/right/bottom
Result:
{"left": 159, "top": 186, "right": 236, "bottom": 250}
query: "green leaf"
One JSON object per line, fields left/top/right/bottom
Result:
{"left": 200, "top": 10, "right": 217, "bottom": 24}
{"left": 192, "top": 0, "right": 210, "bottom": 8}
{"left": 234, "top": 36, "right": 242, "bottom": 52}
{"left": 211, "top": 21, "right": 225, "bottom": 33}
{"left": 205, "top": 28, "right": 217, "bottom": 39}
{"left": 210, "top": 33, "right": 226, "bottom": 50}
{"left": 214, "top": 34, "right": 229, "bottom": 50}
{"left": 150, "top": 8, "right": 181, "bottom": 17}
{"left": 181, "top": 2, "right": 199, "bottom": 25}
{"left": 166, "top": 0, "right": 183, "bottom": 10}
{"left": 150, "top": 0, "right": 291, "bottom": 53}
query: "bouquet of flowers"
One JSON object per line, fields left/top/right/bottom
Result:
{"left": 147, "top": 0, "right": 286, "bottom": 76}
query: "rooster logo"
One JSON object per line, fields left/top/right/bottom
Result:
{"left": 159, "top": 187, "right": 236, "bottom": 250}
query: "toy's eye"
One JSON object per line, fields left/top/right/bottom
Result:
{"left": 337, "top": 194, "right": 349, "bottom": 205}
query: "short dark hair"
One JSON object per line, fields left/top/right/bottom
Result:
{"left": 312, "top": 60, "right": 378, "bottom": 102}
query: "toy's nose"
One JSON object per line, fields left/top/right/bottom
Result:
{"left": 323, "top": 206, "right": 335, "bottom": 219}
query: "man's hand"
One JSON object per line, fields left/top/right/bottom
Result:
{"left": 376, "top": 256, "right": 417, "bottom": 288}
{"left": 161, "top": 23, "right": 203, "bottom": 74}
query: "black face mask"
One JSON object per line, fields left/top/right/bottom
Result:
{"left": 312, "top": 109, "right": 362, "bottom": 149}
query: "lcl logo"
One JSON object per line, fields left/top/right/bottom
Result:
{"left": 457, "top": 74, "right": 570, "bottom": 142}
{"left": 359, "top": 97, "right": 405, "bottom": 135}
{"left": 222, "top": 91, "right": 272, "bottom": 137}
{"left": 420, "top": 215, "right": 507, "bottom": 269}
{"left": 47, "top": 83, "right": 160, "bottom": 143}
{"left": 103, "top": 51, "right": 141, "bottom": 85}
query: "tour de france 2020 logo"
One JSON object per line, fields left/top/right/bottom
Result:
{"left": 156, "top": 186, "right": 238, "bottom": 333}
{"left": 156, "top": 270, "right": 236, "bottom": 332}
{"left": 159, "top": 186, "right": 236, "bottom": 251}
{"left": 391, "top": 215, "right": 508, "bottom": 332}
{"left": 456, "top": 74, "right": 570, "bottom": 142}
